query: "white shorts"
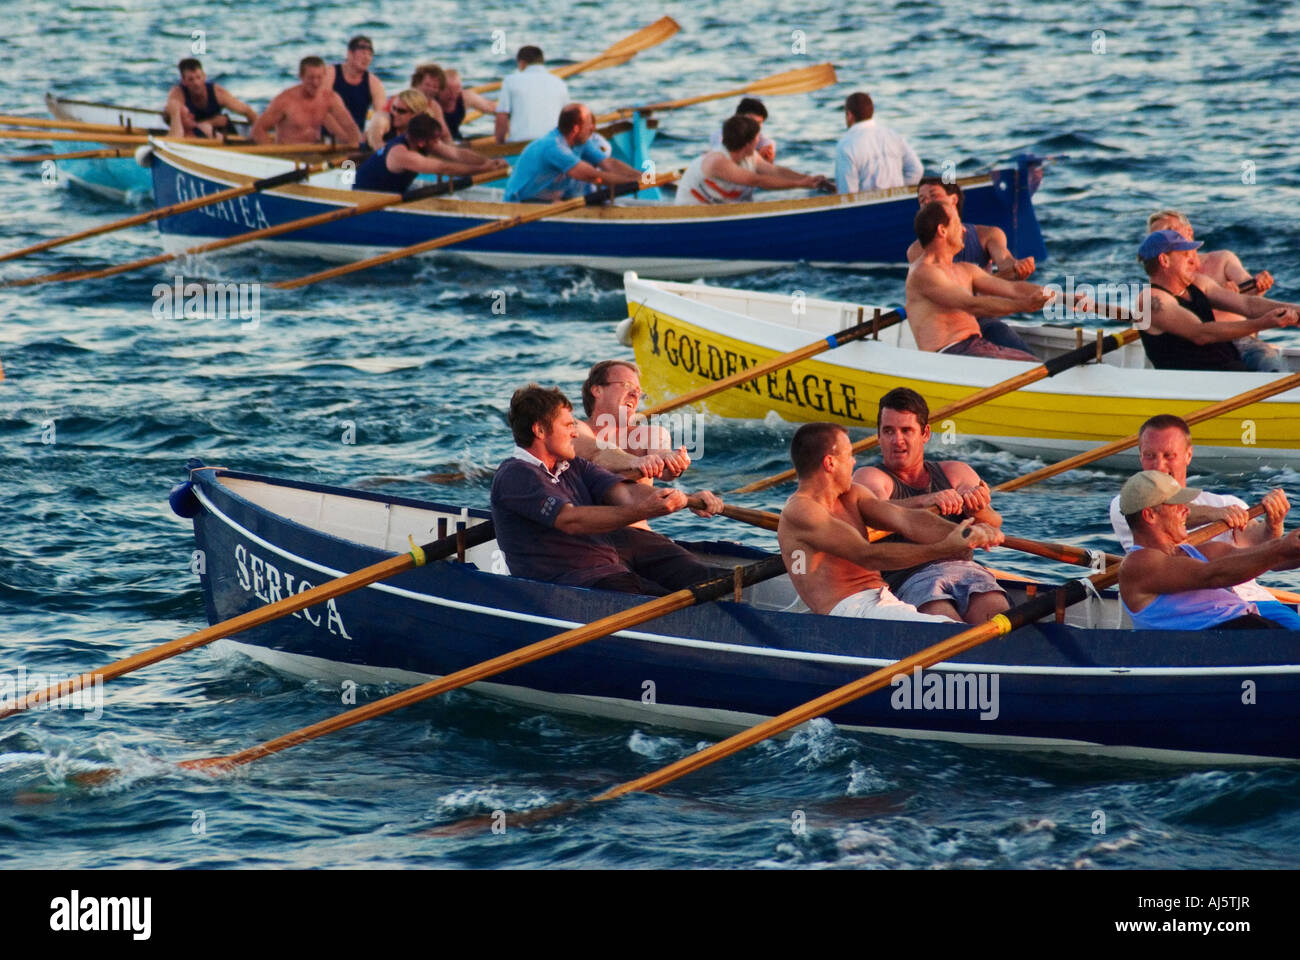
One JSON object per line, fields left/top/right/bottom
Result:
{"left": 828, "top": 586, "right": 955, "bottom": 623}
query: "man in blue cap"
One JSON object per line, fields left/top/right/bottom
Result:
{"left": 1136, "top": 229, "right": 1300, "bottom": 370}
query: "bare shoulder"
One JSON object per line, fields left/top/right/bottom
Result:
{"left": 851, "top": 465, "right": 892, "bottom": 496}
{"left": 779, "top": 493, "right": 823, "bottom": 527}
{"left": 574, "top": 418, "right": 597, "bottom": 439}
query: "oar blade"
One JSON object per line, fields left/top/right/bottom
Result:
{"left": 744, "top": 62, "right": 838, "bottom": 96}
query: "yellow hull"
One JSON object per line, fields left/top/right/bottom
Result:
{"left": 627, "top": 301, "right": 1300, "bottom": 457}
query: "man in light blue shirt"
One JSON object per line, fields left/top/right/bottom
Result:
{"left": 504, "top": 103, "right": 642, "bottom": 203}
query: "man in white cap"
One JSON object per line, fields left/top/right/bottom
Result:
{"left": 1117, "top": 470, "right": 1300, "bottom": 630}
{"left": 1136, "top": 229, "right": 1300, "bottom": 370}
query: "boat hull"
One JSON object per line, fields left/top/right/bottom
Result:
{"left": 623, "top": 274, "right": 1300, "bottom": 466}
{"left": 184, "top": 466, "right": 1300, "bottom": 764}
{"left": 147, "top": 141, "right": 1047, "bottom": 276}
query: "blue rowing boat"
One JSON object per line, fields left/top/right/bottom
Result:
{"left": 145, "top": 140, "right": 1048, "bottom": 276}
{"left": 176, "top": 463, "right": 1300, "bottom": 765}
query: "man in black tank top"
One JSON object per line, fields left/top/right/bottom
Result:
{"left": 163, "top": 58, "right": 258, "bottom": 139}
{"left": 853, "top": 388, "right": 1010, "bottom": 624}
{"left": 325, "top": 36, "right": 386, "bottom": 134}
{"left": 1137, "top": 229, "right": 1299, "bottom": 370}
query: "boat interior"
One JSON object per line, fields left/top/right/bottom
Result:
{"left": 219, "top": 474, "right": 1133, "bottom": 631}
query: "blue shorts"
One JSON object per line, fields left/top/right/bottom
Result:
{"left": 1256, "top": 599, "right": 1300, "bottom": 629}
{"left": 894, "top": 561, "right": 1005, "bottom": 617}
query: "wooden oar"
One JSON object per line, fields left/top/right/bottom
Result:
{"left": 4, "top": 147, "right": 132, "bottom": 163}
{"left": 641, "top": 308, "right": 906, "bottom": 418}
{"left": 460, "top": 17, "right": 681, "bottom": 124}
{"left": 994, "top": 369, "right": 1300, "bottom": 492}
{"left": 438, "top": 506, "right": 1257, "bottom": 831}
{"left": 0, "top": 162, "right": 325, "bottom": 264}
{"left": 270, "top": 169, "right": 682, "bottom": 291}
{"left": 0, "top": 114, "right": 159, "bottom": 135}
{"left": 465, "top": 63, "right": 839, "bottom": 151}
{"left": 0, "top": 515, "right": 497, "bottom": 723}
{"left": 4, "top": 168, "right": 505, "bottom": 288}
{"left": 595, "top": 63, "right": 838, "bottom": 124}
{"left": 732, "top": 327, "right": 1143, "bottom": 495}
{"left": 167, "top": 556, "right": 786, "bottom": 775}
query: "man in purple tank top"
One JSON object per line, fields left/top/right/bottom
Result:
{"left": 1118, "top": 471, "right": 1300, "bottom": 630}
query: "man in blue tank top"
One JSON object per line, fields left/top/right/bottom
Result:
{"left": 163, "top": 58, "right": 258, "bottom": 139}
{"left": 1118, "top": 470, "right": 1300, "bottom": 630}
{"left": 352, "top": 114, "right": 498, "bottom": 193}
{"left": 324, "top": 36, "right": 386, "bottom": 134}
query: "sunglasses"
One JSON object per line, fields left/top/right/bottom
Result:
{"left": 392, "top": 105, "right": 413, "bottom": 115}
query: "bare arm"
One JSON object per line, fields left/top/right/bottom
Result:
{"left": 910, "top": 261, "right": 1038, "bottom": 319}
{"left": 215, "top": 85, "right": 258, "bottom": 123}
{"left": 1147, "top": 288, "right": 1294, "bottom": 342}
{"left": 323, "top": 93, "right": 362, "bottom": 146}
{"left": 598, "top": 156, "right": 643, "bottom": 181}
{"left": 940, "top": 462, "right": 1001, "bottom": 527}
{"left": 1200, "top": 276, "right": 1300, "bottom": 323}
{"left": 249, "top": 92, "right": 288, "bottom": 143}
{"left": 1123, "top": 529, "right": 1300, "bottom": 609}
{"left": 429, "top": 139, "right": 508, "bottom": 171}
{"left": 164, "top": 87, "right": 188, "bottom": 137}
{"left": 976, "top": 225, "right": 1034, "bottom": 279}
{"left": 365, "top": 112, "right": 391, "bottom": 151}
{"left": 388, "top": 143, "right": 485, "bottom": 178}
{"left": 703, "top": 152, "right": 823, "bottom": 192}
{"left": 369, "top": 74, "right": 387, "bottom": 115}
{"left": 463, "top": 90, "right": 496, "bottom": 113}
{"left": 493, "top": 112, "right": 510, "bottom": 144}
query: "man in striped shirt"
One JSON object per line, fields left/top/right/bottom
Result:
{"left": 675, "top": 115, "right": 830, "bottom": 205}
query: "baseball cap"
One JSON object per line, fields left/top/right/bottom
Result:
{"left": 1119, "top": 470, "right": 1201, "bottom": 515}
{"left": 1137, "top": 228, "right": 1202, "bottom": 260}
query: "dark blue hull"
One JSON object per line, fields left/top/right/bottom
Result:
{"left": 185, "top": 467, "right": 1300, "bottom": 764}
{"left": 149, "top": 143, "right": 1048, "bottom": 275}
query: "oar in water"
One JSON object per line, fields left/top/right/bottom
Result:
{"left": 731, "top": 327, "right": 1144, "bottom": 495}
{"left": 0, "top": 161, "right": 326, "bottom": 264}
{"left": 994, "top": 369, "right": 1300, "bottom": 493}
{"left": 460, "top": 17, "right": 681, "bottom": 125}
{"left": 0, "top": 511, "right": 497, "bottom": 724}
{"left": 271, "top": 169, "right": 682, "bottom": 291}
{"left": 641, "top": 308, "right": 907, "bottom": 418}
{"left": 4, "top": 168, "right": 505, "bottom": 289}
{"left": 75, "top": 556, "right": 786, "bottom": 786}
{"left": 437, "top": 506, "right": 1259, "bottom": 833}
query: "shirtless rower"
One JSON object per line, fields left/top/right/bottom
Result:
{"left": 572, "top": 359, "right": 726, "bottom": 590}
{"left": 1134, "top": 229, "right": 1299, "bottom": 371}
{"left": 776, "top": 422, "right": 1002, "bottom": 620}
{"left": 322, "top": 36, "right": 386, "bottom": 135}
{"left": 1148, "top": 210, "right": 1284, "bottom": 372}
{"left": 904, "top": 201, "right": 1054, "bottom": 360}
{"left": 352, "top": 113, "right": 495, "bottom": 192}
{"left": 163, "top": 58, "right": 257, "bottom": 138}
{"left": 250, "top": 56, "right": 361, "bottom": 146}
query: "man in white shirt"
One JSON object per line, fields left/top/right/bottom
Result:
{"left": 494, "top": 45, "right": 569, "bottom": 144}
{"left": 1108, "top": 413, "right": 1300, "bottom": 627}
{"left": 834, "top": 91, "right": 922, "bottom": 194}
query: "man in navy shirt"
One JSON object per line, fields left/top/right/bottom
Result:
{"left": 490, "top": 384, "right": 711, "bottom": 594}
{"left": 503, "top": 103, "right": 641, "bottom": 203}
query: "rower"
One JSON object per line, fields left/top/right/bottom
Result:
{"left": 437, "top": 69, "right": 496, "bottom": 141}
{"left": 1108, "top": 414, "right": 1300, "bottom": 628}
{"left": 323, "top": 36, "right": 386, "bottom": 135}
{"left": 1117, "top": 470, "right": 1300, "bottom": 630}
{"left": 494, "top": 46, "right": 569, "bottom": 144}
{"left": 851, "top": 388, "right": 1009, "bottom": 624}
{"left": 490, "top": 384, "right": 712, "bottom": 595}
{"left": 776, "top": 422, "right": 1002, "bottom": 620}
{"left": 503, "top": 103, "right": 640, "bottom": 203}
{"left": 707, "top": 97, "right": 776, "bottom": 163}
{"left": 1135, "top": 229, "right": 1299, "bottom": 371}
{"left": 352, "top": 113, "right": 498, "bottom": 192}
{"left": 834, "top": 91, "right": 922, "bottom": 194}
{"left": 904, "top": 201, "right": 1053, "bottom": 360}
{"left": 1147, "top": 210, "right": 1285, "bottom": 372}
{"left": 250, "top": 56, "right": 361, "bottom": 146}
{"left": 573, "top": 360, "right": 725, "bottom": 591}
{"left": 163, "top": 58, "right": 257, "bottom": 138}
{"left": 675, "top": 115, "right": 831, "bottom": 206}
{"left": 362, "top": 90, "right": 507, "bottom": 175}
{"left": 905, "top": 177, "right": 1038, "bottom": 355}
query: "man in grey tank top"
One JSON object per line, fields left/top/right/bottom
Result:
{"left": 853, "top": 387, "right": 1010, "bottom": 625}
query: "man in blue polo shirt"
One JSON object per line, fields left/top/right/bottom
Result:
{"left": 503, "top": 103, "right": 642, "bottom": 203}
{"left": 490, "top": 383, "right": 712, "bottom": 594}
